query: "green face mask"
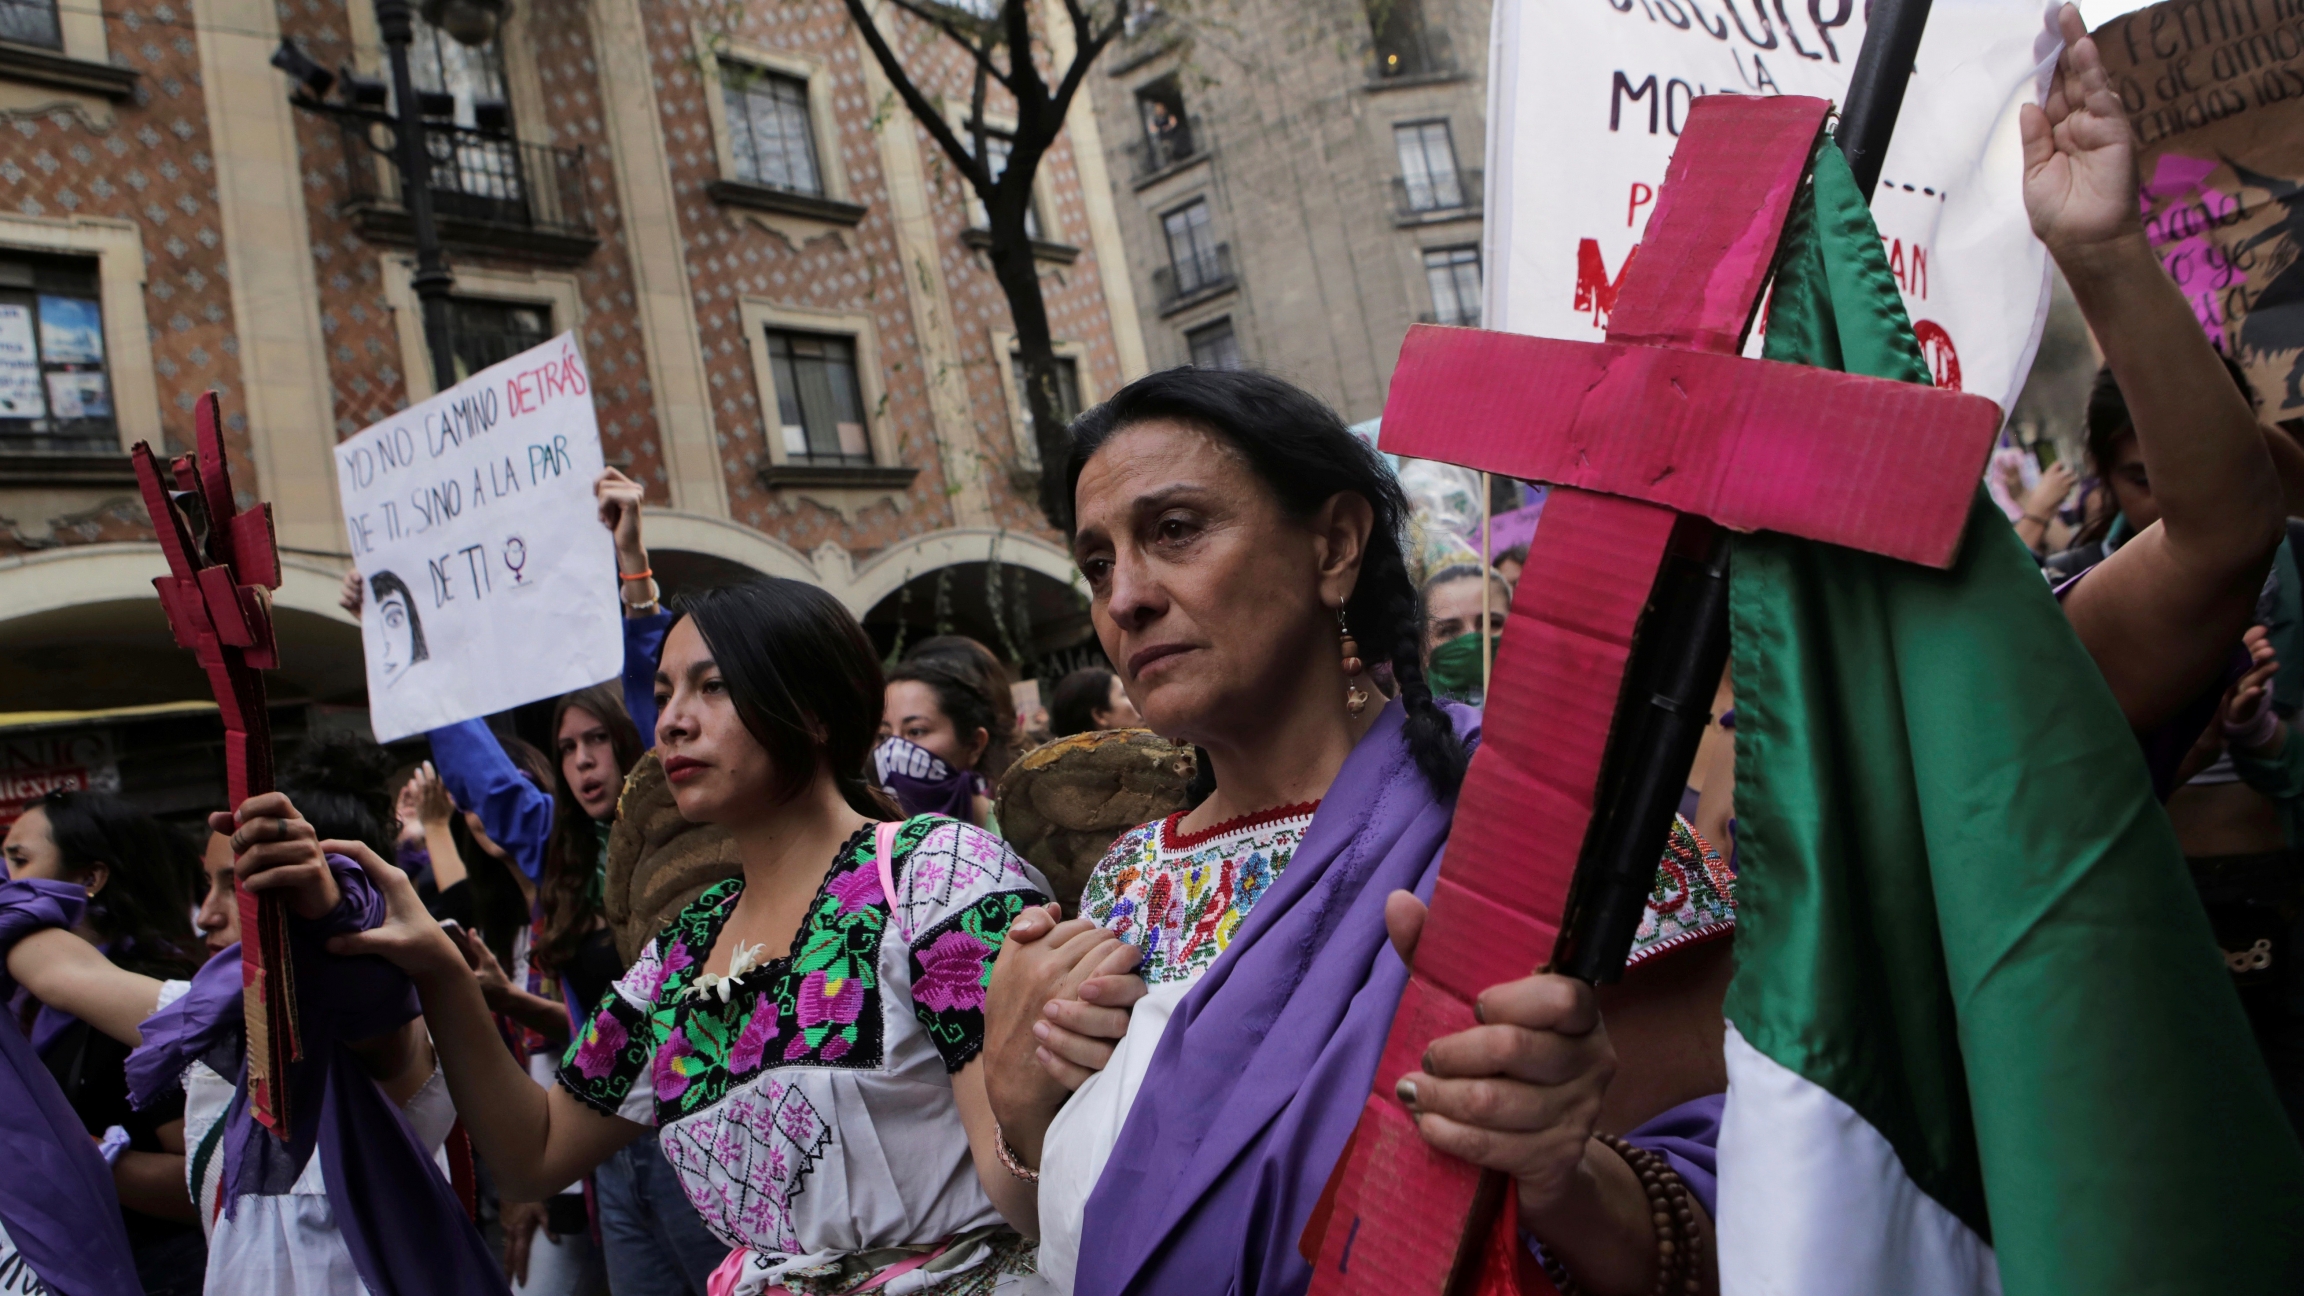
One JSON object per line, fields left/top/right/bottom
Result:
{"left": 1426, "top": 630, "right": 1497, "bottom": 703}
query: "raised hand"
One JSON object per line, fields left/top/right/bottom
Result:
{"left": 594, "top": 468, "right": 647, "bottom": 569}
{"left": 214, "top": 793, "right": 340, "bottom": 921}
{"left": 338, "top": 568, "right": 364, "bottom": 619}
{"left": 2020, "top": 4, "right": 2141, "bottom": 261}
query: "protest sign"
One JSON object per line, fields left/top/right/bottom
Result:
{"left": 2092, "top": 0, "right": 2304, "bottom": 420}
{"left": 1485, "top": 0, "right": 2059, "bottom": 416}
{"left": 335, "top": 332, "right": 619, "bottom": 743}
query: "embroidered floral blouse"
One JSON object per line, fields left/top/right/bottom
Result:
{"left": 557, "top": 816, "right": 1049, "bottom": 1277}
{"left": 1078, "top": 803, "right": 1318, "bottom": 986}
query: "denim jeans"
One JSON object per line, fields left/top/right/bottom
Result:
{"left": 594, "top": 1129, "right": 729, "bottom": 1296}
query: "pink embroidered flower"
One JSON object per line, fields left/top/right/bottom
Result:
{"left": 795, "top": 972, "right": 863, "bottom": 1029}
{"left": 655, "top": 1026, "right": 699, "bottom": 1100}
{"left": 825, "top": 865, "right": 884, "bottom": 915}
{"left": 571, "top": 1013, "right": 627, "bottom": 1079}
{"left": 729, "top": 999, "right": 780, "bottom": 1073}
{"left": 912, "top": 930, "right": 992, "bottom": 1014}
{"left": 628, "top": 939, "right": 693, "bottom": 1003}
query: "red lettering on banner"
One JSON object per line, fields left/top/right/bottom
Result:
{"left": 1627, "top": 182, "right": 1654, "bottom": 227}
{"left": 1913, "top": 319, "right": 1962, "bottom": 392}
{"left": 1574, "top": 240, "right": 1640, "bottom": 330}
{"left": 503, "top": 345, "right": 590, "bottom": 418}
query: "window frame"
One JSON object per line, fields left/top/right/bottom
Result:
{"left": 1393, "top": 120, "right": 1463, "bottom": 212}
{"left": 385, "top": 258, "right": 581, "bottom": 402}
{"left": 1161, "top": 198, "right": 1223, "bottom": 295}
{"left": 992, "top": 328, "right": 1092, "bottom": 468}
{"left": 1184, "top": 317, "right": 1243, "bottom": 371}
{"left": 739, "top": 299, "right": 899, "bottom": 472}
{"left": 0, "top": 215, "right": 158, "bottom": 456}
{"left": 1422, "top": 243, "right": 1482, "bottom": 328}
{"left": 718, "top": 61, "right": 824, "bottom": 197}
{"left": 445, "top": 296, "right": 554, "bottom": 384}
{"left": 697, "top": 38, "right": 853, "bottom": 208}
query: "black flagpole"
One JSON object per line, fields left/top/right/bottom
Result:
{"left": 1548, "top": 4, "right": 1937, "bottom": 984}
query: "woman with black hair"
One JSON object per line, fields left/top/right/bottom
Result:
{"left": 3, "top": 788, "right": 207, "bottom": 1294}
{"left": 1046, "top": 668, "right": 1139, "bottom": 739}
{"left": 299, "top": 576, "right": 1057, "bottom": 1294}
{"left": 978, "top": 367, "right": 1735, "bottom": 1295}
{"left": 880, "top": 656, "right": 1002, "bottom": 827}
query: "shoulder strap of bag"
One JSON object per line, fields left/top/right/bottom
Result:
{"left": 875, "top": 819, "right": 904, "bottom": 943}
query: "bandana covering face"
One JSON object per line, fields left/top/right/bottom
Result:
{"left": 874, "top": 736, "right": 985, "bottom": 822}
{"left": 1426, "top": 630, "right": 1498, "bottom": 704}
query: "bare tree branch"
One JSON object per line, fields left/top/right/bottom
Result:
{"left": 840, "top": 0, "right": 994, "bottom": 191}
{"left": 882, "top": 0, "right": 1017, "bottom": 91}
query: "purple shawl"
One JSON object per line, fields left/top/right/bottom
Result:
{"left": 1076, "top": 699, "right": 1478, "bottom": 1296}
{"left": 126, "top": 856, "right": 509, "bottom": 1296}
{"left": 0, "top": 878, "right": 141, "bottom": 1296}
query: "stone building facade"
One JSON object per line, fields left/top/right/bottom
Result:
{"left": 0, "top": 0, "right": 1139, "bottom": 812}
{"left": 1083, "top": 0, "right": 1488, "bottom": 423}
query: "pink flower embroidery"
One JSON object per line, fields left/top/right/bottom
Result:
{"left": 572, "top": 1013, "right": 627, "bottom": 1078}
{"left": 729, "top": 999, "right": 780, "bottom": 1073}
{"left": 655, "top": 1026, "right": 699, "bottom": 1100}
{"left": 912, "top": 930, "right": 992, "bottom": 1014}
{"left": 825, "top": 865, "right": 884, "bottom": 915}
{"left": 795, "top": 972, "right": 863, "bottom": 1029}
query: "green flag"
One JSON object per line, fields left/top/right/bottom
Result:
{"left": 1718, "top": 140, "right": 2304, "bottom": 1294}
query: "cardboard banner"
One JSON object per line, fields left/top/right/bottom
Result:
{"left": 2093, "top": 0, "right": 2304, "bottom": 419}
{"left": 335, "top": 333, "right": 619, "bottom": 743}
{"left": 1485, "top": 0, "right": 2059, "bottom": 417}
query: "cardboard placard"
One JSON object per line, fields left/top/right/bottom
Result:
{"left": 335, "top": 333, "right": 619, "bottom": 743}
{"left": 2092, "top": 0, "right": 2304, "bottom": 418}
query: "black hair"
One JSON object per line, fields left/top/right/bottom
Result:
{"left": 1065, "top": 366, "right": 1469, "bottom": 797}
{"left": 903, "top": 635, "right": 1018, "bottom": 774}
{"left": 27, "top": 789, "right": 201, "bottom": 976}
{"left": 277, "top": 728, "right": 396, "bottom": 862}
{"left": 887, "top": 657, "right": 1002, "bottom": 776}
{"left": 2082, "top": 354, "right": 2261, "bottom": 545}
{"left": 1048, "top": 667, "right": 1119, "bottom": 738}
{"left": 368, "top": 570, "right": 428, "bottom": 662}
{"left": 672, "top": 578, "right": 894, "bottom": 819}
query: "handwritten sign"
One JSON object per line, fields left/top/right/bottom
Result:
{"left": 336, "top": 332, "right": 619, "bottom": 743}
{"left": 1486, "top": 0, "right": 2059, "bottom": 416}
{"left": 2093, "top": 0, "right": 2304, "bottom": 419}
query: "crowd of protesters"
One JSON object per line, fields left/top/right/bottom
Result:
{"left": 3, "top": 12, "right": 2303, "bottom": 1294}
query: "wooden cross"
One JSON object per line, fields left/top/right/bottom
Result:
{"left": 131, "top": 391, "right": 298, "bottom": 1136}
{"left": 1305, "top": 94, "right": 2003, "bottom": 1292}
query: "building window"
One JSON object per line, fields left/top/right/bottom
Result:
{"left": 0, "top": 0, "right": 61, "bottom": 49}
{"left": 1009, "top": 352, "right": 1081, "bottom": 467}
{"left": 1185, "top": 318, "right": 1242, "bottom": 371}
{"left": 721, "top": 63, "right": 822, "bottom": 196}
{"left": 1369, "top": 0, "right": 1437, "bottom": 78}
{"left": 408, "top": 20, "right": 525, "bottom": 217}
{"left": 410, "top": 19, "right": 511, "bottom": 128}
{"left": 447, "top": 297, "right": 551, "bottom": 382}
{"left": 766, "top": 329, "right": 872, "bottom": 465}
{"left": 1424, "top": 245, "right": 1481, "bottom": 327}
{"left": 0, "top": 254, "right": 113, "bottom": 452}
{"left": 1163, "top": 199, "right": 1227, "bottom": 296}
{"left": 1135, "top": 77, "right": 1195, "bottom": 173}
{"left": 1394, "top": 121, "right": 1463, "bottom": 211}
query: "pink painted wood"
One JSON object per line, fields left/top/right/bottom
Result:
{"left": 1305, "top": 92, "right": 2000, "bottom": 1295}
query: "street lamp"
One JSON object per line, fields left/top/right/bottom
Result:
{"left": 272, "top": 0, "right": 511, "bottom": 394}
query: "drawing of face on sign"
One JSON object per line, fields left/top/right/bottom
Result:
{"left": 369, "top": 570, "right": 429, "bottom": 688}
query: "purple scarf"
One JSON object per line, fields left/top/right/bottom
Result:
{"left": 1076, "top": 699, "right": 1478, "bottom": 1296}
{"left": 0, "top": 878, "right": 141, "bottom": 1296}
{"left": 874, "top": 736, "right": 986, "bottom": 822}
{"left": 127, "top": 856, "right": 509, "bottom": 1296}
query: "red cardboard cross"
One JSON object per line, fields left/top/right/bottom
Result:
{"left": 131, "top": 391, "right": 297, "bottom": 1136}
{"left": 1305, "top": 95, "right": 2002, "bottom": 1292}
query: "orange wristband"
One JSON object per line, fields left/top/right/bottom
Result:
{"left": 619, "top": 568, "right": 653, "bottom": 581}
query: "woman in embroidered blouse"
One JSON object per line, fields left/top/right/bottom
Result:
{"left": 330, "top": 577, "right": 1056, "bottom": 1296}
{"left": 978, "top": 369, "right": 1738, "bottom": 1296}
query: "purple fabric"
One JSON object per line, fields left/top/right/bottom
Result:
{"left": 624, "top": 606, "right": 673, "bottom": 747}
{"left": 1076, "top": 698, "right": 1479, "bottom": 1296}
{"left": 0, "top": 878, "right": 141, "bottom": 1296}
{"left": 1620, "top": 1092, "right": 1721, "bottom": 1220}
{"left": 1487, "top": 493, "right": 1548, "bottom": 556}
{"left": 396, "top": 840, "right": 434, "bottom": 892}
{"left": 127, "top": 855, "right": 509, "bottom": 1296}
{"left": 874, "top": 737, "right": 985, "bottom": 823}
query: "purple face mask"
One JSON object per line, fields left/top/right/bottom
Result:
{"left": 874, "top": 736, "right": 984, "bottom": 822}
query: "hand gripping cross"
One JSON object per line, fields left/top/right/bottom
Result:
{"left": 131, "top": 390, "right": 297, "bottom": 1136}
{"left": 1305, "top": 94, "right": 2004, "bottom": 1293}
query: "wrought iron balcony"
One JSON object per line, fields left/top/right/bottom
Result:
{"left": 1153, "top": 242, "right": 1235, "bottom": 313}
{"left": 1126, "top": 119, "right": 1203, "bottom": 182}
{"left": 341, "top": 121, "right": 599, "bottom": 263}
{"left": 1392, "top": 168, "right": 1482, "bottom": 221}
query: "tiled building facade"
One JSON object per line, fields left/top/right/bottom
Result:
{"left": 1084, "top": 0, "right": 1487, "bottom": 423}
{"left": 0, "top": 0, "right": 1139, "bottom": 810}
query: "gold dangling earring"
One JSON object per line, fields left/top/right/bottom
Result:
{"left": 1338, "top": 607, "right": 1369, "bottom": 717}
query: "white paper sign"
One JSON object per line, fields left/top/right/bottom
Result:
{"left": 0, "top": 303, "right": 42, "bottom": 418}
{"left": 1485, "top": 0, "right": 2060, "bottom": 416}
{"left": 335, "top": 332, "right": 619, "bottom": 743}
